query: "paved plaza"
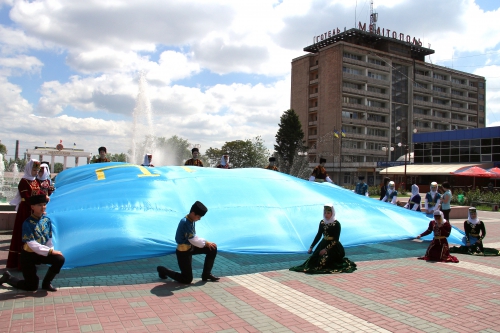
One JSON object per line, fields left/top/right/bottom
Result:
{"left": 1, "top": 212, "right": 499, "bottom": 333}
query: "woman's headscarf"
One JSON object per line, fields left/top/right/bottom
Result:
{"left": 9, "top": 159, "right": 40, "bottom": 210}
{"left": 23, "top": 159, "right": 40, "bottom": 181}
{"left": 433, "top": 210, "right": 445, "bottom": 224}
{"left": 411, "top": 184, "right": 419, "bottom": 199}
{"left": 220, "top": 155, "right": 229, "bottom": 166}
{"left": 387, "top": 181, "right": 395, "bottom": 195}
{"left": 430, "top": 181, "right": 438, "bottom": 196}
{"left": 468, "top": 207, "right": 479, "bottom": 225}
{"left": 37, "top": 163, "right": 50, "bottom": 181}
{"left": 323, "top": 203, "right": 336, "bottom": 224}
{"left": 142, "top": 154, "right": 152, "bottom": 166}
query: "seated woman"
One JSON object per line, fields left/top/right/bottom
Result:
{"left": 416, "top": 210, "right": 459, "bottom": 262}
{"left": 290, "top": 203, "right": 356, "bottom": 274}
{"left": 450, "top": 207, "right": 500, "bottom": 256}
{"left": 404, "top": 184, "right": 421, "bottom": 211}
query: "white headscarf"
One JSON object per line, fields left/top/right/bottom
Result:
{"left": 142, "top": 154, "right": 152, "bottom": 166}
{"left": 468, "top": 207, "right": 479, "bottom": 225}
{"left": 433, "top": 210, "right": 445, "bottom": 224}
{"left": 37, "top": 163, "right": 50, "bottom": 181}
{"left": 411, "top": 184, "right": 419, "bottom": 199}
{"left": 430, "top": 181, "right": 438, "bottom": 196}
{"left": 22, "top": 159, "right": 39, "bottom": 181}
{"left": 387, "top": 181, "right": 395, "bottom": 195}
{"left": 10, "top": 159, "right": 39, "bottom": 210}
{"left": 220, "top": 155, "right": 229, "bottom": 166}
{"left": 323, "top": 203, "right": 336, "bottom": 224}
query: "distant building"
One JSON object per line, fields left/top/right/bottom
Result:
{"left": 291, "top": 26, "right": 486, "bottom": 186}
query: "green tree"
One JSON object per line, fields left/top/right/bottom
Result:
{"left": 205, "top": 136, "right": 269, "bottom": 168}
{"left": 274, "top": 109, "right": 306, "bottom": 174}
{"left": 0, "top": 142, "right": 7, "bottom": 156}
{"left": 54, "top": 162, "right": 64, "bottom": 173}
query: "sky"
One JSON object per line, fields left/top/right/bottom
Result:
{"left": 1, "top": 0, "right": 500, "bottom": 165}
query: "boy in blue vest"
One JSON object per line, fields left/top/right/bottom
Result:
{"left": 355, "top": 176, "right": 369, "bottom": 196}
{"left": 157, "top": 201, "right": 219, "bottom": 284}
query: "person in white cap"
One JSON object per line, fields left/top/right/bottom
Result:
{"left": 381, "top": 181, "right": 398, "bottom": 204}
{"left": 416, "top": 210, "right": 458, "bottom": 263}
{"left": 424, "top": 182, "right": 441, "bottom": 216}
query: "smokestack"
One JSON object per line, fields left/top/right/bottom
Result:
{"left": 15, "top": 140, "right": 19, "bottom": 160}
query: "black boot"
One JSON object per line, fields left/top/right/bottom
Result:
{"left": 201, "top": 273, "right": 220, "bottom": 282}
{"left": 0, "top": 271, "right": 11, "bottom": 285}
{"left": 201, "top": 255, "right": 219, "bottom": 282}
{"left": 42, "top": 270, "right": 58, "bottom": 292}
{"left": 157, "top": 266, "right": 169, "bottom": 279}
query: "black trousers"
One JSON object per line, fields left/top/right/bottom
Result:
{"left": 10, "top": 250, "right": 65, "bottom": 291}
{"left": 172, "top": 245, "right": 217, "bottom": 284}
{"left": 442, "top": 209, "right": 451, "bottom": 222}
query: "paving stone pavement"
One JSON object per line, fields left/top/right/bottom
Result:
{"left": 0, "top": 212, "right": 499, "bottom": 332}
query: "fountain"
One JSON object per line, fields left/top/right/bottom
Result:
{"left": 131, "top": 72, "right": 156, "bottom": 164}
{"left": 0, "top": 155, "right": 19, "bottom": 207}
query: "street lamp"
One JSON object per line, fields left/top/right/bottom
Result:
{"left": 381, "top": 146, "right": 394, "bottom": 175}
{"left": 395, "top": 127, "right": 418, "bottom": 191}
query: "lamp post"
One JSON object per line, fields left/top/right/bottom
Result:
{"left": 381, "top": 146, "right": 394, "bottom": 175}
{"left": 396, "top": 127, "right": 418, "bottom": 191}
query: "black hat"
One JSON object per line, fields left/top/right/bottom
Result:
{"left": 41, "top": 161, "right": 51, "bottom": 170}
{"left": 319, "top": 157, "right": 326, "bottom": 163}
{"left": 30, "top": 193, "right": 48, "bottom": 205}
{"left": 98, "top": 146, "right": 107, "bottom": 153}
{"left": 358, "top": 176, "right": 365, "bottom": 180}
{"left": 269, "top": 157, "right": 276, "bottom": 162}
{"left": 191, "top": 147, "right": 199, "bottom": 153}
{"left": 190, "top": 201, "right": 208, "bottom": 217}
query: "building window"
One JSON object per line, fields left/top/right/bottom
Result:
{"left": 343, "top": 96, "right": 362, "bottom": 104}
{"left": 343, "top": 172, "right": 351, "bottom": 184}
{"left": 342, "top": 111, "right": 362, "bottom": 119}
{"left": 435, "top": 111, "right": 448, "bottom": 118}
{"left": 451, "top": 102, "right": 464, "bottom": 108}
{"left": 344, "top": 126, "right": 363, "bottom": 134}
{"left": 368, "top": 71, "right": 386, "bottom": 80}
{"left": 368, "top": 58, "right": 386, "bottom": 66}
{"left": 414, "top": 107, "right": 429, "bottom": 115}
{"left": 367, "top": 142, "right": 384, "bottom": 150}
{"left": 343, "top": 82, "right": 362, "bottom": 90}
{"left": 342, "top": 140, "right": 362, "bottom": 149}
{"left": 343, "top": 52, "right": 362, "bottom": 61}
{"left": 343, "top": 66, "right": 363, "bottom": 75}
{"left": 452, "top": 77, "right": 466, "bottom": 84}
{"left": 367, "top": 128, "right": 387, "bottom": 137}
{"left": 433, "top": 73, "right": 447, "bottom": 80}
{"left": 478, "top": 82, "right": 485, "bottom": 89}
{"left": 479, "top": 105, "right": 484, "bottom": 111}
{"left": 415, "top": 69, "right": 429, "bottom": 76}
{"left": 433, "top": 85, "right": 447, "bottom": 93}
{"left": 367, "top": 86, "right": 386, "bottom": 94}
{"left": 367, "top": 113, "right": 386, "bottom": 123}
{"left": 367, "top": 100, "right": 386, "bottom": 108}
{"left": 451, "top": 89, "right": 464, "bottom": 96}
{"left": 414, "top": 82, "right": 428, "bottom": 89}
{"left": 433, "top": 98, "right": 448, "bottom": 105}
{"left": 414, "top": 95, "right": 428, "bottom": 101}
{"left": 451, "top": 113, "right": 466, "bottom": 121}
{"left": 434, "top": 123, "right": 447, "bottom": 130}
{"left": 479, "top": 93, "right": 485, "bottom": 100}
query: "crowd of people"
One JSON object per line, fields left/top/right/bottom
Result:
{"left": 1, "top": 149, "right": 499, "bottom": 293}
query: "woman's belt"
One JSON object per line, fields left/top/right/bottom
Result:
{"left": 469, "top": 233, "right": 480, "bottom": 237}
{"left": 323, "top": 236, "right": 334, "bottom": 241}
{"left": 434, "top": 236, "right": 446, "bottom": 239}
{"left": 177, "top": 244, "right": 192, "bottom": 251}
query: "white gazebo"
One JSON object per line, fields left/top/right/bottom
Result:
{"left": 26, "top": 146, "right": 92, "bottom": 173}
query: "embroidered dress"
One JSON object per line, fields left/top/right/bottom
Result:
{"left": 418, "top": 220, "right": 459, "bottom": 262}
{"left": 290, "top": 220, "right": 356, "bottom": 274}
{"left": 94, "top": 157, "right": 110, "bottom": 163}
{"left": 7, "top": 178, "right": 41, "bottom": 268}
{"left": 450, "top": 220, "right": 500, "bottom": 256}
{"left": 355, "top": 182, "right": 368, "bottom": 195}
{"left": 22, "top": 215, "right": 52, "bottom": 245}
{"left": 184, "top": 159, "right": 204, "bottom": 167}
{"left": 265, "top": 165, "right": 278, "bottom": 171}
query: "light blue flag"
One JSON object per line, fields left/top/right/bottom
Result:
{"left": 47, "top": 163, "right": 465, "bottom": 268}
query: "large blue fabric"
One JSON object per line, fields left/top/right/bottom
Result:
{"left": 48, "top": 163, "right": 465, "bottom": 268}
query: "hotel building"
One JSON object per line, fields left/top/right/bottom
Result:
{"left": 291, "top": 27, "right": 486, "bottom": 186}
